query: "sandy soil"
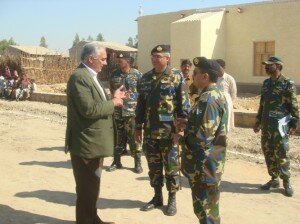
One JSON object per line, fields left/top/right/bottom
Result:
{"left": 37, "top": 83, "right": 300, "bottom": 112}
{"left": 0, "top": 99, "right": 300, "bottom": 224}
{"left": 38, "top": 83, "right": 67, "bottom": 94}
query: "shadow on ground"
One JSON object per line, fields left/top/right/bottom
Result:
{"left": 19, "top": 160, "right": 72, "bottom": 169}
{"left": 15, "top": 190, "right": 144, "bottom": 209}
{"left": 0, "top": 204, "right": 73, "bottom": 224}
{"left": 221, "top": 181, "right": 286, "bottom": 195}
{"left": 136, "top": 176, "right": 283, "bottom": 195}
{"left": 37, "top": 146, "right": 65, "bottom": 152}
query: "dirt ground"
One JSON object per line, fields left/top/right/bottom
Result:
{"left": 38, "top": 83, "right": 67, "bottom": 94}
{"left": 37, "top": 83, "right": 300, "bottom": 112}
{"left": 0, "top": 99, "right": 300, "bottom": 224}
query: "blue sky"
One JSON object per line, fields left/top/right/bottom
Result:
{"left": 0, "top": 0, "right": 265, "bottom": 52}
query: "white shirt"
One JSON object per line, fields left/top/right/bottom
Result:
{"left": 217, "top": 72, "right": 237, "bottom": 132}
{"left": 83, "top": 63, "right": 107, "bottom": 101}
{"left": 217, "top": 72, "right": 237, "bottom": 101}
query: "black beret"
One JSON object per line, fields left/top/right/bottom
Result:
{"left": 181, "top": 59, "right": 192, "bottom": 66}
{"left": 116, "top": 52, "right": 131, "bottom": 59}
{"left": 193, "top": 57, "right": 220, "bottom": 74}
{"left": 151, "top": 44, "right": 170, "bottom": 54}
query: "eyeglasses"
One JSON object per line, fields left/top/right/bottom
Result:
{"left": 151, "top": 54, "right": 166, "bottom": 59}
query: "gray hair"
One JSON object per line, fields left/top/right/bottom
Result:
{"left": 81, "top": 41, "right": 105, "bottom": 61}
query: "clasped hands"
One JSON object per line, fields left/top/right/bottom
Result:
{"left": 172, "top": 118, "right": 187, "bottom": 145}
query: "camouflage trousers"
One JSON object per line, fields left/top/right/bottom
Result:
{"left": 261, "top": 129, "right": 290, "bottom": 180}
{"left": 115, "top": 116, "right": 141, "bottom": 156}
{"left": 181, "top": 151, "right": 222, "bottom": 224}
{"left": 143, "top": 138, "right": 179, "bottom": 192}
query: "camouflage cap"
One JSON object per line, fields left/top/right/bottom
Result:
{"left": 262, "top": 56, "right": 283, "bottom": 65}
{"left": 151, "top": 44, "right": 170, "bottom": 55}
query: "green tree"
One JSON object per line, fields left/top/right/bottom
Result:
{"left": 134, "top": 34, "right": 138, "bottom": 48}
{"left": 126, "top": 37, "right": 134, "bottom": 47}
{"left": 96, "top": 33, "right": 105, "bottom": 41}
{"left": 73, "top": 33, "right": 80, "bottom": 47}
{"left": 0, "top": 37, "right": 17, "bottom": 55}
{"left": 40, "top": 36, "right": 48, "bottom": 48}
{"left": 87, "top": 35, "right": 93, "bottom": 41}
{"left": 8, "top": 37, "right": 16, "bottom": 45}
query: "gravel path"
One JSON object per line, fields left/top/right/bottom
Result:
{"left": 1, "top": 99, "right": 299, "bottom": 167}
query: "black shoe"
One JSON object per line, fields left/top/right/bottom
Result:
{"left": 260, "top": 178, "right": 280, "bottom": 190}
{"left": 140, "top": 196, "right": 163, "bottom": 211}
{"left": 106, "top": 163, "right": 122, "bottom": 172}
{"left": 106, "top": 154, "right": 122, "bottom": 172}
{"left": 140, "top": 187, "right": 163, "bottom": 211}
{"left": 165, "top": 192, "right": 177, "bottom": 216}
{"left": 134, "top": 153, "right": 143, "bottom": 174}
{"left": 283, "top": 180, "right": 294, "bottom": 197}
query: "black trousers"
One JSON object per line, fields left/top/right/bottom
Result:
{"left": 71, "top": 154, "right": 104, "bottom": 224}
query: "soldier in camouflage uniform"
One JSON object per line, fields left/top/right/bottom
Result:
{"left": 173, "top": 57, "right": 228, "bottom": 224}
{"left": 107, "top": 52, "right": 143, "bottom": 173}
{"left": 181, "top": 59, "right": 199, "bottom": 105}
{"left": 135, "top": 45, "right": 190, "bottom": 216}
{"left": 253, "top": 56, "right": 299, "bottom": 197}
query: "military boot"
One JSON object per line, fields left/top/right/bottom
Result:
{"left": 260, "top": 178, "right": 280, "bottom": 190}
{"left": 134, "top": 153, "right": 143, "bottom": 174}
{"left": 140, "top": 186, "right": 163, "bottom": 211}
{"left": 106, "top": 154, "right": 122, "bottom": 172}
{"left": 283, "top": 179, "right": 294, "bottom": 197}
{"left": 165, "top": 192, "right": 177, "bottom": 216}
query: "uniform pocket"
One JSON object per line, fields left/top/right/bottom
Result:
{"left": 181, "top": 152, "right": 196, "bottom": 178}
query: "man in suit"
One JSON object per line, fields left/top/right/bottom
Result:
{"left": 66, "top": 41, "right": 125, "bottom": 224}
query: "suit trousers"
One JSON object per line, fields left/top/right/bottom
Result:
{"left": 71, "top": 154, "right": 104, "bottom": 224}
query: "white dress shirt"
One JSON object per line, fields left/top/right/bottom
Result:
{"left": 83, "top": 63, "right": 107, "bottom": 101}
{"left": 217, "top": 72, "right": 237, "bottom": 132}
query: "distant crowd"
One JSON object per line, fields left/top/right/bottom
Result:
{"left": 0, "top": 65, "right": 37, "bottom": 101}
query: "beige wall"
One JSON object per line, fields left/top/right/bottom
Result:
{"left": 225, "top": 0, "right": 300, "bottom": 85}
{"left": 138, "top": 1, "right": 300, "bottom": 85}
{"left": 138, "top": 9, "right": 196, "bottom": 73}
{"left": 171, "top": 19, "right": 201, "bottom": 70}
{"left": 170, "top": 11, "right": 226, "bottom": 70}
{"left": 200, "top": 11, "right": 226, "bottom": 60}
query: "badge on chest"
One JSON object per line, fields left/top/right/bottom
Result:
{"left": 159, "top": 114, "right": 174, "bottom": 122}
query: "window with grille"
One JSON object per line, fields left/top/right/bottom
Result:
{"left": 253, "top": 41, "right": 275, "bottom": 76}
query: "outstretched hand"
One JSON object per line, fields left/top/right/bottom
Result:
{"left": 113, "top": 85, "right": 126, "bottom": 99}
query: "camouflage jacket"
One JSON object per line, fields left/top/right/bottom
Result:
{"left": 180, "top": 85, "right": 228, "bottom": 184}
{"left": 109, "top": 68, "right": 142, "bottom": 118}
{"left": 136, "top": 66, "right": 190, "bottom": 139}
{"left": 256, "top": 75, "right": 299, "bottom": 129}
